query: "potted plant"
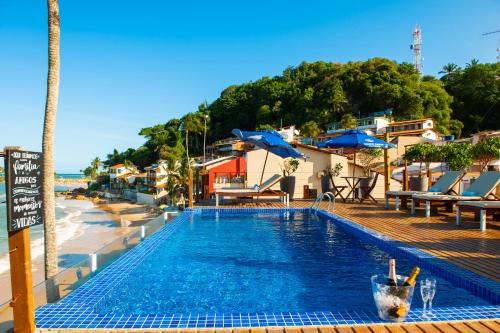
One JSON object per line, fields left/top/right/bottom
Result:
{"left": 403, "top": 143, "right": 440, "bottom": 191}
{"left": 280, "top": 158, "right": 300, "bottom": 200}
{"left": 442, "top": 142, "right": 474, "bottom": 189}
{"left": 357, "top": 149, "right": 383, "bottom": 196}
{"left": 321, "top": 163, "right": 343, "bottom": 193}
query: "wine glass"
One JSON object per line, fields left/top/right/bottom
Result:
{"left": 420, "top": 278, "right": 436, "bottom": 319}
{"left": 426, "top": 278, "right": 437, "bottom": 317}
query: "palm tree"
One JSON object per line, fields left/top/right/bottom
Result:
{"left": 182, "top": 113, "right": 204, "bottom": 161}
{"left": 42, "top": 0, "right": 60, "bottom": 280}
{"left": 439, "top": 63, "right": 459, "bottom": 81}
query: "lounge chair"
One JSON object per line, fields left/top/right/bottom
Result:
{"left": 214, "top": 174, "right": 287, "bottom": 207}
{"left": 412, "top": 171, "right": 500, "bottom": 217}
{"left": 456, "top": 201, "right": 500, "bottom": 231}
{"left": 385, "top": 171, "right": 464, "bottom": 210}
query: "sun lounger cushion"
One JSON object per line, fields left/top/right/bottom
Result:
{"left": 457, "top": 201, "right": 500, "bottom": 208}
{"left": 386, "top": 190, "right": 441, "bottom": 196}
{"left": 413, "top": 194, "right": 482, "bottom": 201}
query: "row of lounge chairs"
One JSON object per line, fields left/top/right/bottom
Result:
{"left": 386, "top": 171, "right": 500, "bottom": 231}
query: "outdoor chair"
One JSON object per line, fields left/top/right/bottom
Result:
{"left": 412, "top": 171, "right": 500, "bottom": 217}
{"left": 385, "top": 171, "right": 464, "bottom": 210}
{"left": 329, "top": 175, "right": 348, "bottom": 202}
{"left": 359, "top": 172, "right": 379, "bottom": 203}
{"left": 456, "top": 201, "right": 500, "bottom": 231}
{"left": 214, "top": 174, "right": 287, "bottom": 206}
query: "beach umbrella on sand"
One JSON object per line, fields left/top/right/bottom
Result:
{"left": 317, "top": 129, "right": 395, "bottom": 176}
{"left": 232, "top": 129, "right": 305, "bottom": 186}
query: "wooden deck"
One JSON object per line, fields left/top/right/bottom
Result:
{"left": 41, "top": 320, "right": 500, "bottom": 333}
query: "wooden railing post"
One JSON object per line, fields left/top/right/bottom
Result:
{"left": 403, "top": 160, "right": 409, "bottom": 191}
{"left": 384, "top": 133, "right": 391, "bottom": 193}
{"left": 8, "top": 229, "right": 36, "bottom": 333}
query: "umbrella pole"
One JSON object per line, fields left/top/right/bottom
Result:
{"left": 259, "top": 150, "right": 269, "bottom": 186}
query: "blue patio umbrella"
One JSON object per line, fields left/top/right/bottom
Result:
{"left": 232, "top": 129, "right": 304, "bottom": 185}
{"left": 318, "top": 129, "right": 395, "bottom": 178}
{"left": 318, "top": 129, "right": 396, "bottom": 150}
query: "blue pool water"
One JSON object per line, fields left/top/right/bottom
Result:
{"left": 97, "top": 211, "right": 491, "bottom": 315}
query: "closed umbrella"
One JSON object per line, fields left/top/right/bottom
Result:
{"left": 232, "top": 129, "right": 304, "bottom": 185}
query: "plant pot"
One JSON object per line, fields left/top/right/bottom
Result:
{"left": 409, "top": 176, "right": 428, "bottom": 191}
{"left": 280, "top": 176, "right": 296, "bottom": 200}
{"left": 359, "top": 176, "right": 373, "bottom": 197}
{"left": 320, "top": 175, "right": 331, "bottom": 193}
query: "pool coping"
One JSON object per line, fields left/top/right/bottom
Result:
{"left": 35, "top": 208, "right": 500, "bottom": 329}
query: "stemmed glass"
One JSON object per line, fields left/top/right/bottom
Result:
{"left": 420, "top": 278, "right": 437, "bottom": 319}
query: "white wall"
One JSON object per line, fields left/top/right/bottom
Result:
{"left": 246, "top": 146, "right": 401, "bottom": 199}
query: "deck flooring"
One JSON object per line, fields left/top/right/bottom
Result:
{"left": 41, "top": 320, "right": 500, "bottom": 333}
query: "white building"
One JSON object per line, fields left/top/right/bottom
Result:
{"left": 145, "top": 161, "right": 170, "bottom": 193}
{"left": 326, "top": 116, "right": 390, "bottom": 135}
{"left": 109, "top": 163, "right": 138, "bottom": 190}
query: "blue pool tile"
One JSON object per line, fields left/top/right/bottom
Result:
{"left": 35, "top": 207, "right": 500, "bottom": 329}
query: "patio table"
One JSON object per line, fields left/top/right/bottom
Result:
{"left": 342, "top": 176, "right": 368, "bottom": 202}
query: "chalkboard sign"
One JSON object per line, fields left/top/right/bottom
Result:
{"left": 4, "top": 150, "right": 44, "bottom": 232}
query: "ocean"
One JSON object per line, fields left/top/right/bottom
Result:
{"left": 0, "top": 174, "right": 91, "bottom": 273}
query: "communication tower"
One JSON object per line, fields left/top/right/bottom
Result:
{"left": 410, "top": 25, "right": 422, "bottom": 74}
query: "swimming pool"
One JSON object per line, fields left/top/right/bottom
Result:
{"left": 36, "top": 208, "right": 500, "bottom": 329}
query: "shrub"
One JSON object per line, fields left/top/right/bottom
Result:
{"left": 357, "top": 149, "right": 383, "bottom": 176}
{"left": 441, "top": 142, "right": 473, "bottom": 171}
{"left": 281, "top": 158, "right": 300, "bottom": 176}
{"left": 472, "top": 137, "right": 500, "bottom": 171}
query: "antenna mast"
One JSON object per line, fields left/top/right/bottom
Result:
{"left": 411, "top": 25, "right": 422, "bottom": 74}
{"left": 482, "top": 30, "right": 500, "bottom": 61}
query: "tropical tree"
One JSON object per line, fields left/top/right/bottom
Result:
{"left": 438, "top": 63, "right": 459, "bottom": 81}
{"left": 300, "top": 120, "right": 321, "bottom": 138}
{"left": 42, "top": 0, "right": 60, "bottom": 280}
{"left": 441, "top": 142, "right": 474, "bottom": 171}
{"left": 472, "top": 137, "right": 500, "bottom": 171}
{"left": 181, "top": 113, "right": 204, "bottom": 160}
{"left": 340, "top": 113, "right": 357, "bottom": 129}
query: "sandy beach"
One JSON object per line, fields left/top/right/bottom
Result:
{"left": 0, "top": 197, "right": 162, "bottom": 306}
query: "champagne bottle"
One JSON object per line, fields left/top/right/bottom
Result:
{"left": 388, "top": 304, "right": 407, "bottom": 318}
{"left": 386, "top": 259, "right": 398, "bottom": 286}
{"left": 401, "top": 267, "right": 420, "bottom": 286}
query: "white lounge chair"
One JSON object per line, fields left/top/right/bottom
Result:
{"left": 214, "top": 174, "right": 288, "bottom": 207}
{"left": 385, "top": 171, "right": 464, "bottom": 210}
{"left": 456, "top": 201, "right": 500, "bottom": 231}
{"left": 412, "top": 171, "right": 500, "bottom": 217}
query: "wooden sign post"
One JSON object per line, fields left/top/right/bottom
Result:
{"left": 3, "top": 148, "right": 43, "bottom": 333}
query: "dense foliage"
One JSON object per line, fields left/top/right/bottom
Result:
{"left": 100, "top": 58, "right": 498, "bottom": 173}
{"left": 207, "top": 58, "right": 460, "bottom": 141}
{"left": 439, "top": 61, "right": 500, "bottom": 137}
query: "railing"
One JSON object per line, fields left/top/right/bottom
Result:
{"left": 0, "top": 214, "right": 172, "bottom": 332}
{"left": 311, "top": 192, "right": 335, "bottom": 213}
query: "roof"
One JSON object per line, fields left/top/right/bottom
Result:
{"left": 387, "top": 118, "right": 433, "bottom": 126}
{"left": 292, "top": 142, "right": 345, "bottom": 156}
{"left": 110, "top": 163, "right": 124, "bottom": 169}
{"left": 374, "top": 128, "right": 443, "bottom": 138}
{"left": 116, "top": 173, "right": 133, "bottom": 179}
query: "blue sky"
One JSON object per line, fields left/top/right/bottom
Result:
{"left": 1, "top": 0, "right": 499, "bottom": 172}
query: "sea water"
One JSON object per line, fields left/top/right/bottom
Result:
{"left": 0, "top": 174, "right": 90, "bottom": 273}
